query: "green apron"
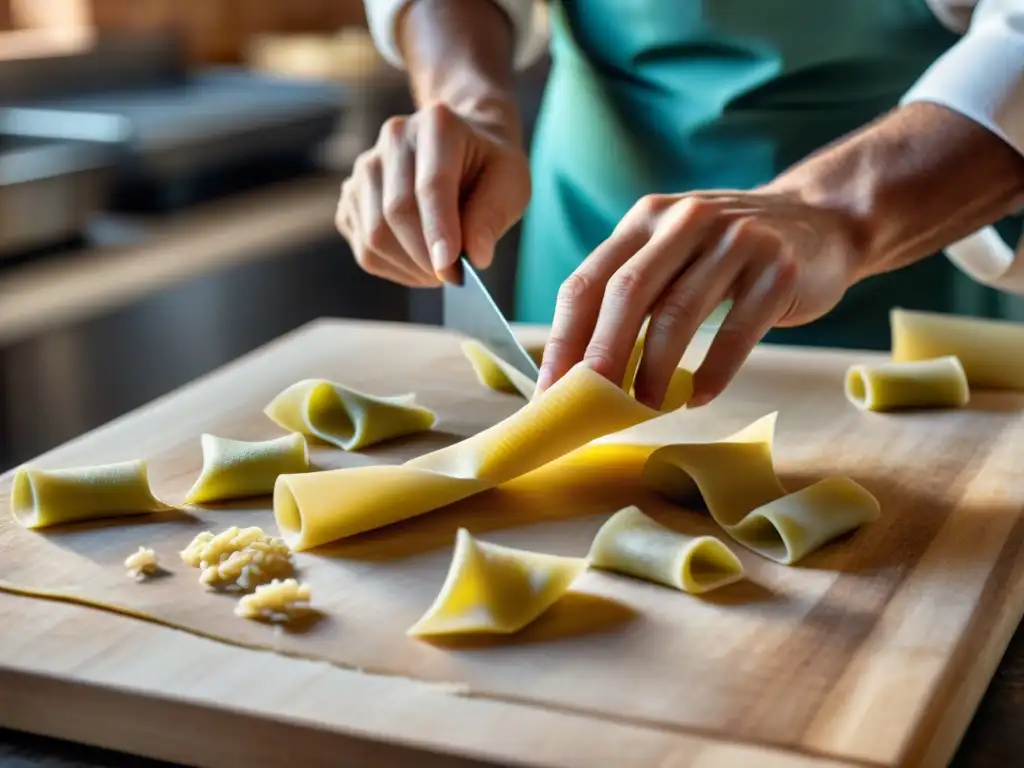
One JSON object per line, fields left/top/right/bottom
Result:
{"left": 513, "top": 0, "right": 1019, "bottom": 349}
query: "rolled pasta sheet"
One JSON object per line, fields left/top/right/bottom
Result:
{"left": 11, "top": 460, "right": 171, "bottom": 529}
{"left": 274, "top": 363, "right": 662, "bottom": 550}
{"left": 891, "top": 307, "right": 1024, "bottom": 390}
{"left": 642, "top": 414, "right": 880, "bottom": 564}
{"left": 407, "top": 528, "right": 587, "bottom": 637}
{"left": 588, "top": 506, "right": 744, "bottom": 594}
{"left": 844, "top": 356, "right": 969, "bottom": 412}
{"left": 183, "top": 432, "right": 310, "bottom": 505}
{"left": 264, "top": 379, "right": 436, "bottom": 451}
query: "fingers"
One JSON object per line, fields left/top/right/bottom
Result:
{"left": 461, "top": 157, "right": 531, "bottom": 274}
{"left": 632, "top": 227, "right": 748, "bottom": 408}
{"left": 689, "top": 224, "right": 799, "bottom": 406}
{"left": 378, "top": 120, "right": 436, "bottom": 283}
{"left": 415, "top": 105, "right": 467, "bottom": 278}
{"left": 353, "top": 157, "right": 434, "bottom": 288}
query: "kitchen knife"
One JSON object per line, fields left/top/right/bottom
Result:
{"left": 442, "top": 255, "right": 541, "bottom": 381}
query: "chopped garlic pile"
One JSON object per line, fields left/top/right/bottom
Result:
{"left": 235, "top": 578, "right": 312, "bottom": 622}
{"left": 124, "top": 546, "right": 159, "bottom": 579}
{"left": 180, "top": 526, "right": 293, "bottom": 591}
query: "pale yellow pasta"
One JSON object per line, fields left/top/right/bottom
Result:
{"left": 588, "top": 506, "right": 744, "bottom": 594}
{"left": 844, "top": 356, "right": 969, "bottom": 412}
{"left": 234, "top": 578, "right": 311, "bottom": 622}
{"left": 124, "top": 546, "right": 159, "bottom": 579}
{"left": 891, "top": 307, "right": 1024, "bottom": 390}
{"left": 643, "top": 414, "right": 880, "bottom": 564}
{"left": 183, "top": 432, "right": 310, "bottom": 505}
{"left": 199, "top": 538, "right": 293, "bottom": 591}
{"left": 274, "top": 363, "right": 665, "bottom": 550}
{"left": 407, "top": 528, "right": 587, "bottom": 637}
{"left": 264, "top": 379, "right": 435, "bottom": 451}
{"left": 10, "top": 459, "right": 171, "bottom": 530}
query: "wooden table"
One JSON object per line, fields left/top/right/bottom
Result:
{"left": 2, "top": 319, "right": 1023, "bottom": 768}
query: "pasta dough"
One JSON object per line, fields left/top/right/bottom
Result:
{"left": 124, "top": 546, "right": 159, "bottom": 579}
{"left": 891, "top": 307, "right": 1024, "bottom": 390}
{"left": 264, "top": 379, "right": 436, "bottom": 451}
{"left": 642, "top": 414, "right": 880, "bottom": 564}
{"left": 844, "top": 356, "right": 969, "bottom": 412}
{"left": 180, "top": 526, "right": 293, "bottom": 591}
{"left": 274, "top": 362, "right": 666, "bottom": 550}
{"left": 588, "top": 506, "right": 744, "bottom": 594}
{"left": 235, "top": 578, "right": 311, "bottom": 622}
{"left": 462, "top": 337, "right": 694, "bottom": 412}
{"left": 10, "top": 459, "right": 171, "bottom": 529}
{"left": 183, "top": 433, "right": 310, "bottom": 505}
{"left": 407, "top": 528, "right": 587, "bottom": 637}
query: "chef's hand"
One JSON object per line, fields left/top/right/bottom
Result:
{"left": 536, "top": 189, "right": 862, "bottom": 408}
{"left": 335, "top": 103, "right": 531, "bottom": 287}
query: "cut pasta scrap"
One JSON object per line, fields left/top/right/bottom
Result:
{"left": 845, "top": 356, "right": 969, "bottom": 412}
{"left": 407, "top": 528, "right": 587, "bottom": 637}
{"left": 234, "top": 578, "right": 312, "bottom": 622}
{"left": 891, "top": 307, "right": 1024, "bottom": 390}
{"left": 10, "top": 459, "right": 172, "bottom": 530}
{"left": 124, "top": 546, "right": 159, "bottom": 580}
{"left": 642, "top": 414, "right": 880, "bottom": 564}
{"left": 588, "top": 506, "right": 744, "bottom": 594}
{"left": 183, "top": 432, "right": 310, "bottom": 505}
{"left": 264, "top": 379, "right": 436, "bottom": 451}
{"left": 274, "top": 363, "right": 663, "bottom": 550}
{"left": 462, "top": 339, "right": 540, "bottom": 399}
{"left": 199, "top": 538, "right": 293, "bottom": 591}
{"left": 180, "top": 526, "right": 267, "bottom": 568}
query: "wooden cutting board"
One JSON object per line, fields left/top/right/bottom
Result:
{"left": 1, "top": 318, "right": 1023, "bottom": 768}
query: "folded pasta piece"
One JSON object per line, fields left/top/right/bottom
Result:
{"left": 183, "top": 433, "right": 310, "bottom": 505}
{"left": 463, "top": 337, "right": 693, "bottom": 412}
{"left": 274, "top": 363, "right": 664, "bottom": 550}
{"left": 10, "top": 460, "right": 172, "bottom": 530}
{"left": 264, "top": 379, "right": 436, "bottom": 451}
{"left": 891, "top": 307, "right": 1024, "bottom": 390}
{"left": 642, "top": 414, "right": 880, "bottom": 564}
{"left": 588, "top": 506, "right": 744, "bottom": 594}
{"left": 407, "top": 528, "right": 587, "bottom": 637}
{"left": 845, "top": 356, "right": 969, "bottom": 412}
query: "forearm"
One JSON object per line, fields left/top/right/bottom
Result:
{"left": 768, "top": 102, "right": 1024, "bottom": 281}
{"left": 397, "top": 0, "right": 522, "bottom": 145}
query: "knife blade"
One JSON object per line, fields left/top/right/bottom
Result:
{"left": 442, "top": 255, "right": 541, "bottom": 381}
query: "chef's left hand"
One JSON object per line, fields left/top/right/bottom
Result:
{"left": 536, "top": 188, "right": 864, "bottom": 408}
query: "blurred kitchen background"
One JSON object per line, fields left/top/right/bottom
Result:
{"left": 0, "top": 0, "right": 549, "bottom": 472}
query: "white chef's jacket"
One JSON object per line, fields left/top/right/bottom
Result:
{"left": 367, "top": 0, "right": 1024, "bottom": 292}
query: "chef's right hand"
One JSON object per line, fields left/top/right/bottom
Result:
{"left": 336, "top": 103, "right": 532, "bottom": 287}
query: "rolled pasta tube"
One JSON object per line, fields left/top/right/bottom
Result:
{"left": 891, "top": 307, "right": 1024, "bottom": 390}
{"left": 588, "top": 506, "right": 744, "bottom": 594}
{"left": 183, "top": 433, "right": 310, "bottom": 505}
{"left": 844, "top": 356, "right": 969, "bottom": 412}
{"left": 642, "top": 414, "right": 880, "bottom": 564}
{"left": 264, "top": 379, "right": 435, "bottom": 451}
{"left": 11, "top": 459, "right": 171, "bottom": 529}
{"left": 274, "top": 363, "right": 662, "bottom": 550}
{"left": 407, "top": 528, "right": 587, "bottom": 637}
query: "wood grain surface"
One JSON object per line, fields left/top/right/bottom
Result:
{"left": 2, "top": 318, "right": 1023, "bottom": 768}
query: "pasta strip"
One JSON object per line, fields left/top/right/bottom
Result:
{"left": 642, "top": 415, "right": 880, "bottom": 564}
{"left": 183, "top": 433, "right": 310, "bottom": 505}
{"left": 844, "top": 356, "right": 969, "bottom": 412}
{"left": 11, "top": 460, "right": 171, "bottom": 529}
{"left": 891, "top": 307, "right": 1024, "bottom": 390}
{"left": 407, "top": 528, "right": 587, "bottom": 637}
{"left": 588, "top": 506, "right": 744, "bottom": 594}
{"left": 265, "top": 379, "right": 436, "bottom": 451}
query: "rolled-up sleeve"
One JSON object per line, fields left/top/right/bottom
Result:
{"left": 902, "top": 0, "right": 1024, "bottom": 292}
{"left": 364, "top": 0, "right": 548, "bottom": 71}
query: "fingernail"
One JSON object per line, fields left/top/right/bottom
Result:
{"left": 471, "top": 234, "right": 495, "bottom": 269}
{"left": 687, "top": 392, "right": 709, "bottom": 408}
{"left": 430, "top": 240, "right": 452, "bottom": 271}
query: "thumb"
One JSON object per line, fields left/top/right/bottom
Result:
{"left": 461, "top": 160, "right": 530, "bottom": 271}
